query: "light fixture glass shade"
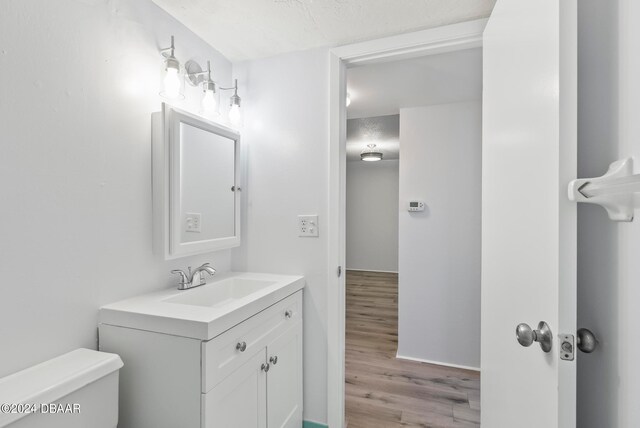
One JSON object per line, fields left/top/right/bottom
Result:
{"left": 162, "top": 66, "right": 181, "bottom": 99}
{"left": 229, "top": 104, "right": 241, "bottom": 126}
{"left": 229, "top": 92, "right": 242, "bottom": 126}
{"left": 360, "top": 144, "right": 383, "bottom": 161}
{"left": 201, "top": 80, "right": 217, "bottom": 116}
{"left": 201, "top": 90, "right": 217, "bottom": 116}
{"left": 159, "top": 37, "right": 183, "bottom": 100}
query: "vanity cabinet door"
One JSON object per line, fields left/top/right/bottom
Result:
{"left": 266, "top": 323, "right": 303, "bottom": 428}
{"left": 202, "top": 349, "right": 267, "bottom": 428}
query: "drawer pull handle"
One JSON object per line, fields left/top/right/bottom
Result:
{"left": 269, "top": 356, "right": 278, "bottom": 365}
{"left": 261, "top": 363, "right": 270, "bottom": 372}
{"left": 236, "top": 341, "right": 247, "bottom": 352}
{"left": 285, "top": 310, "right": 293, "bottom": 319}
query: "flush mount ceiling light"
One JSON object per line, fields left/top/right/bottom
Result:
{"left": 361, "top": 144, "right": 383, "bottom": 162}
{"left": 159, "top": 36, "right": 184, "bottom": 100}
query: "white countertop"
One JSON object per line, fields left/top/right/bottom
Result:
{"left": 99, "top": 272, "right": 305, "bottom": 341}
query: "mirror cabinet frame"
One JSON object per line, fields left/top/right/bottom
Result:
{"left": 152, "top": 103, "right": 241, "bottom": 259}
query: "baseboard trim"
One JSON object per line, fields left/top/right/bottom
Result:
{"left": 395, "top": 353, "right": 480, "bottom": 372}
{"left": 346, "top": 268, "right": 398, "bottom": 274}
{"left": 303, "top": 420, "right": 329, "bottom": 428}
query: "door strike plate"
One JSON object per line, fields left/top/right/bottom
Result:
{"left": 559, "top": 334, "right": 575, "bottom": 361}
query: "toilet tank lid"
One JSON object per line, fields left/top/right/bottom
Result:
{"left": 0, "top": 348, "right": 123, "bottom": 424}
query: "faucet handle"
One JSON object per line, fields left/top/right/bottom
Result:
{"left": 170, "top": 269, "right": 189, "bottom": 289}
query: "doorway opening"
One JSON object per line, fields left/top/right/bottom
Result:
{"left": 327, "top": 21, "right": 487, "bottom": 427}
{"left": 341, "top": 42, "right": 483, "bottom": 428}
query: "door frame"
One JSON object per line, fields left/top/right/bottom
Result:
{"left": 327, "top": 19, "right": 488, "bottom": 428}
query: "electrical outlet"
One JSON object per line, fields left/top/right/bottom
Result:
{"left": 298, "top": 215, "right": 319, "bottom": 237}
{"left": 185, "top": 213, "right": 202, "bottom": 233}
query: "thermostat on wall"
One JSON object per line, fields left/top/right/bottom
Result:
{"left": 407, "top": 201, "right": 425, "bottom": 212}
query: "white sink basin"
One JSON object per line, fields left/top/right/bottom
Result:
{"left": 99, "top": 272, "right": 304, "bottom": 340}
{"left": 164, "top": 278, "right": 277, "bottom": 308}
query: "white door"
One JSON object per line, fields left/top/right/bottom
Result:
{"left": 203, "top": 349, "right": 267, "bottom": 428}
{"left": 482, "top": 0, "right": 577, "bottom": 427}
{"left": 267, "top": 323, "right": 303, "bottom": 428}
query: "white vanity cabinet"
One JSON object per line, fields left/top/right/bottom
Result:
{"left": 99, "top": 288, "right": 303, "bottom": 428}
{"left": 203, "top": 322, "right": 303, "bottom": 428}
{"left": 265, "top": 323, "right": 303, "bottom": 428}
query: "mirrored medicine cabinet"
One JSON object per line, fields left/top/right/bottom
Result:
{"left": 152, "top": 103, "right": 241, "bottom": 259}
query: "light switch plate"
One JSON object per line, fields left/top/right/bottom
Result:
{"left": 298, "top": 215, "right": 319, "bottom": 237}
{"left": 185, "top": 213, "right": 202, "bottom": 233}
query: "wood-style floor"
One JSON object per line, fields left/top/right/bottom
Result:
{"left": 345, "top": 270, "right": 480, "bottom": 428}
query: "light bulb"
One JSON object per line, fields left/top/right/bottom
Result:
{"left": 346, "top": 93, "right": 352, "bottom": 107}
{"left": 163, "top": 67, "right": 180, "bottom": 99}
{"left": 229, "top": 104, "right": 241, "bottom": 127}
{"left": 202, "top": 89, "right": 217, "bottom": 116}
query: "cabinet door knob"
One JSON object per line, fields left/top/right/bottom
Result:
{"left": 261, "top": 363, "right": 270, "bottom": 372}
{"left": 269, "top": 356, "right": 278, "bottom": 365}
{"left": 285, "top": 310, "right": 293, "bottom": 319}
{"left": 236, "top": 341, "right": 247, "bottom": 352}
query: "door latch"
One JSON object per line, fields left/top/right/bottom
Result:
{"left": 559, "top": 334, "right": 575, "bottom": 361}
{"left": 559, "top": 328, "right": 598, "bottom": 361}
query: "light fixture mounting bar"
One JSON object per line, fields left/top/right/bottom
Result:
{"left": 219, "top": 79, "right": 239, "bottom": 92}
{"left": 160, "top": 35, "right": 176, "bottom": 58}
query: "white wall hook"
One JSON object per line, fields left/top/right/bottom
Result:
{"left": 568, "top": 157, "right": 640, "bottom": 222}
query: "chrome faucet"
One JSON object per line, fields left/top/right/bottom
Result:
{"left": 171, "top": 263, "right": 216, "bottom": 290}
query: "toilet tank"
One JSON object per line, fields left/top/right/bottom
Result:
{"left": 0, "top": 348, "right": 123, "bottom": 428}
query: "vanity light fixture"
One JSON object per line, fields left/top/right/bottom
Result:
{"left": 361, "top": 144, "right": 383, "bottom": 162}
{"left": 161, "top": 38, "right": 244, "bottom": 126}
{"left": 224, "top": 79, "right": 242, "bottom": 127}
{"left": 159, "top": 36, "right": 184, "bottom": 100}
{"left": 186, "top": 59, "right": 217, "bottom": 118}
{"left": 200, "top": 61, "right": 218, "bottom": 116}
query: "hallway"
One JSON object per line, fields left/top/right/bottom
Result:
{"left": 345, "top": 271, "right": 481, "bottom": 427}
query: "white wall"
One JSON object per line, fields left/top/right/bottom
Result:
{"left": 577, "top": 0, "right": 640, "bottom": 426}
{"left": 346, "top": 160, "right": 399, "bottom": 272}
{"left": 0, "top": 0, "right": 235, "bottom": 377}
{"left": 232, "top": 48, "right": 329, "bottom": 424}
{"left": 397, "top": 102, "right": 481, "bottom": 369}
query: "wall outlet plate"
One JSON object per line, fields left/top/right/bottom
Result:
{"left": 185, "top": 212, "right": 202, "bottom": 233}
{"left": 298, "top": 215, "right": 319, "bottom": 237}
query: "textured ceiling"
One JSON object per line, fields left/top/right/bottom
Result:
{"left": 151, "top": 0, "right": 496, "bottom": 61}
{"left": 345, "top": 48, "right": 482, "bottom": 160}
{"left": 347, "top": 115, "right": 399, "bottom": 161}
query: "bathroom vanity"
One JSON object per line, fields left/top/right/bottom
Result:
{"left": 99, "top": 272, "right": 304, "bottom": 428}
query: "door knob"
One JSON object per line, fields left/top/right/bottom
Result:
{"left": 236, "top": 341, "right": 247, "bottom": 352}
{"left": 269, "top": 356, "right": 278, "bottom": 365}
{"left": 577, "top": 328, "right": 598, "bottom": 353}
{"left": 516, "top": 321, "right": 553, "bottom": 353}
{"left": 261, "top": 363, "right": 270, "bottom": 372}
